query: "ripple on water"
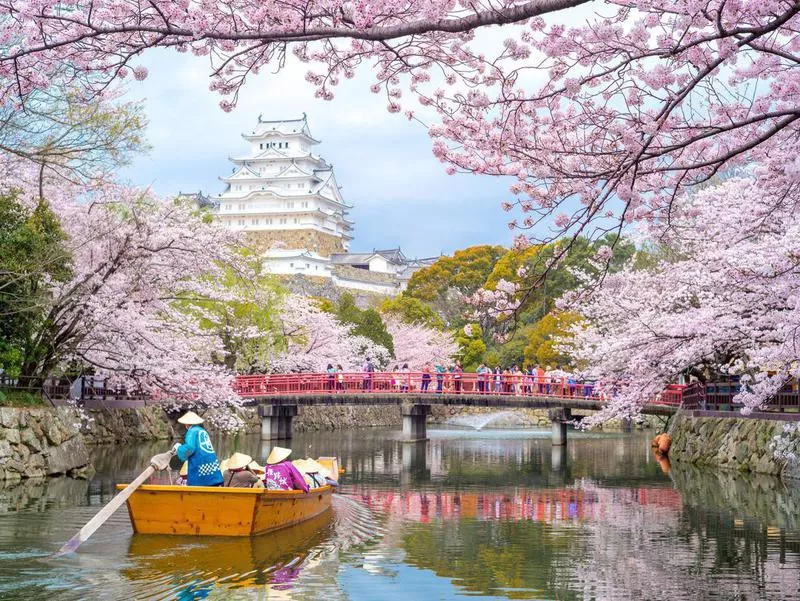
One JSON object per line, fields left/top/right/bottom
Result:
{"left": 2, "top": 429, "right": 800, "bottom": 599}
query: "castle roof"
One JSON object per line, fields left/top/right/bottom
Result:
{"left": 242, "top": 113, "right": 320, "bottom": 143}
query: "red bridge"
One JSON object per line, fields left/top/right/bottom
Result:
{"left": 232, "top": 371, "right": 686, "bottom": 444}
{"left": 233, "top": 371, "right": 685, "bottom": 412}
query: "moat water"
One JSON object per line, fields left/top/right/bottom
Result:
{"left": 1, "top": 426, "right": 799, "bottom": 600}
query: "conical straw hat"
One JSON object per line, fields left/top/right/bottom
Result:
{"left": 248, "top": 460, "right": 265, "bottom": 474}
{"left": 226, "top": 452, "right": 252, "bottom": 471}
{"left": 177, "top": 411, "right": 204, "bottom": 425}
{"left": 302, "top": 458, "right": 331, "bottom": 479}
{"left": 266, "top": 446, "right": 292, "bottom": 465}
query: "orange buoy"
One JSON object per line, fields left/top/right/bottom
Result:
{"left": 658, "top": 433, "right": 672, "bottom": 455}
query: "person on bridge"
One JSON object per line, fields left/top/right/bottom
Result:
{"left": 336, "top": 364, "right": 345, "bottom": 391}
{"left": 435, "top": 362, "right": 445, "bottom": 393}
{"left": 476, "top": 363, "right": 488, "bottom": 393}
{"left": 326, "top": 364, "right": 335, "bottom": 391}
{"left": 421, "top": 362, "right": 432, "bottom": 392}
{"left": 263, "top": 446, "right": 310, "bottom": 493}
{"left": 362, "top": 357, "right": 375, "bottom": 391}
{"left": 172, "top": 411, "right": 224, "bottom": 487}
{"left": 453, "top": 361, "right": 463, "bottom": 394}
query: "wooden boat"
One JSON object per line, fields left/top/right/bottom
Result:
{"left": 123, "top": 510, "right": 334, "bottom": 584}
{"left": 117, "top": 456, "right": 340, "bottom": 537}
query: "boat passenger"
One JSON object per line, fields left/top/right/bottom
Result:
{"left": 263, "top": 446, "right": 310, "bottom": 493}
{"left": 292, "top": 458, "right": 329, "bottom": 489}
{"left": 176, "top": 461, "right": 188, "bottom": 486}
{"left": 222, "top": 452, "right": 264, "bottom": 488}
{"left": 172, "top": 411, "right": 224, "bottom": 487}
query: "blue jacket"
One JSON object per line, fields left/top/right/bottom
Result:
{"left": 176, "top": 424, "right": 223, "bottom": 486}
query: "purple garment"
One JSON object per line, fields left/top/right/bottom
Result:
{"left": 264, "top": 461, "right": 309, "bottom": 493}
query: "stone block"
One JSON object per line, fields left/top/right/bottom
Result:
{"left": 46, "top": 424, "right": 64, "bottom": 446}
{"left": 0, "top": 439, "right": 12, "bottom": 459}
{"left": 46, "top": 436, "right": 90, "bottom": 476}
{"left": 0, "top": 408, "right": 17, "bottom": 429}
{"left": 3, "top": 428, "right": 20, "bottom": 445}
{"left": 20, "top": 429, "right": 42, "bottom": 452}
{"left": 15, "top": 443, "right": 30, "bottom": 461}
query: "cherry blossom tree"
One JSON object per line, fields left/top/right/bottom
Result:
{"left": 383, "top": 316, "right": 457, "bottom": 368}
{"left": 566, "top": 176, "right": 800, "bottom": 426}
{"left": 273, "top": 294, "right": 390, "bottom": 372}
{"left": 1, "top": 1, "right": 798, "bottom": 276}
{"left": 2, "top": 160, "right": 251, "bottom": 425}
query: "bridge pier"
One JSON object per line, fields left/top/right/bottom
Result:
{"left": 400, "top": 440, "right": 430, "bottom": 485}
{"left": 259, "top": 404, "right": 298, "bottom": 440}
{"left": 549, "top": 407, "right": 571, "bottom": 446}
{"left": 402, "top": 403, "right": 431, "bottom": 442}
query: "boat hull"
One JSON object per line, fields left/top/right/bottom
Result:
{"left": 118, "top": 483, "right": 333, "bottom": 536}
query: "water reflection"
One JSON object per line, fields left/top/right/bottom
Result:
{"left": 0, "top": 428, "right": 798, "bottom": 599}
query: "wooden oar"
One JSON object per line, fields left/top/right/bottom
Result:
{"left": 52, "top": 449, "right": 174, "bottom": 558}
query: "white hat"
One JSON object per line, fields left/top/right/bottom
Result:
{"left": 177, "top": 411, "right": 204, "bottom": 425}
{"left": 266, "top": 446, "right": 292, "bottom": 465}
{"left": 300, "top": 458, "right": 331, "bottom": 479}
{"left": 226, "top": 452, "right": 252, "bottom": 471}
{"left": 248, "top": 460, "right": 265, "bottom": 474}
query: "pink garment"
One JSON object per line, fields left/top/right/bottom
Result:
{"left": 264, "top": 461, "right": 309, "bottom": 493}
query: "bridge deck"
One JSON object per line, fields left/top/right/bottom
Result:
{"left": 243, "top": 392, "right": 678, "bottom": 416}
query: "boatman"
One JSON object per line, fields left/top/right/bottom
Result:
{"left": 172, "top": 411, "right": 224, "bottom": 487}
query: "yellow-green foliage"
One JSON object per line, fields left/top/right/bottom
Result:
{"left": 379, "top": 295, "right": 444, "bottom": 329}
{"left": 523, "top": 311, "right": 582, "bottom": 368}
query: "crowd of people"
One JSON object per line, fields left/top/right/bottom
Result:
{"left": 319, "top": 360, "right": 593, "bottom": 397}
{"left": 172, "top": 411, "right": 337, "bottom": 489}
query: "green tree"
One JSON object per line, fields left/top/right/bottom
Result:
{"left": 0, "top": 191, "right": 72, "bottom": 378}
{"left": 328, "top": 293, "right": 394, "bottom": 357}
{"left": 177, "top": 251, "right": 285, "bottom": 373}
{"left": 404, "top": 245, "right": 505, "bottom": 326}
{"left": 454, "top": 323, "right": 486, "bottom": 370}
{"left": 379, "top": 295, "right": 444, "bottom": 329}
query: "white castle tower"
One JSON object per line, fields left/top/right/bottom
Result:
{"left": 216, "top": 114, "right": 353, "bottom": 273}
{"left": 210, "top": 114, "right": 438, "bottom": 293}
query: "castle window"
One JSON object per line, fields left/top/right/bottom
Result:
{"left": 251, "top": 219, "right": 258, "bottom": 225}
{"left": 293, "top": 218, "right": 299, "bottom": 224}
{"left": 238, "top": 219, "right": 245, "bottom": 226}
{"left": 290, "top": 263, "right": 294, "bottom": 268}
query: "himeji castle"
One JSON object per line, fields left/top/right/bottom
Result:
{"left": 199, "top": 114, "right": 437, "bottom": 295}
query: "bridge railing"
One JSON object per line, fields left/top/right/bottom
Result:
{"left": 233, "top": 372, "right": 684, "bottom": 407}
{"left": 678, "top": 381, "right": 800, "bottom": 412}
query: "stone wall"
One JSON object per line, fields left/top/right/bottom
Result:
{"left": 79, "top": 406, "right": 175, "bottom": 445}
{"left": 429, "top": 406, "right": 552, "bottom": 428}
{"left": 668, "top": 411, "right": 791, "bottom": 477}
{"left": 245, "top": 230, "right": 345, "bottom": 256}
{"left": 236, "top": 405, "right": 402, "bottom": 433}
{"left": 0, "top": 408, "right": 91, "bottom": 482}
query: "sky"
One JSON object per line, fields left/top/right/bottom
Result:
{"left": 118, "top": 49, "right": 517, "bottom": 259}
